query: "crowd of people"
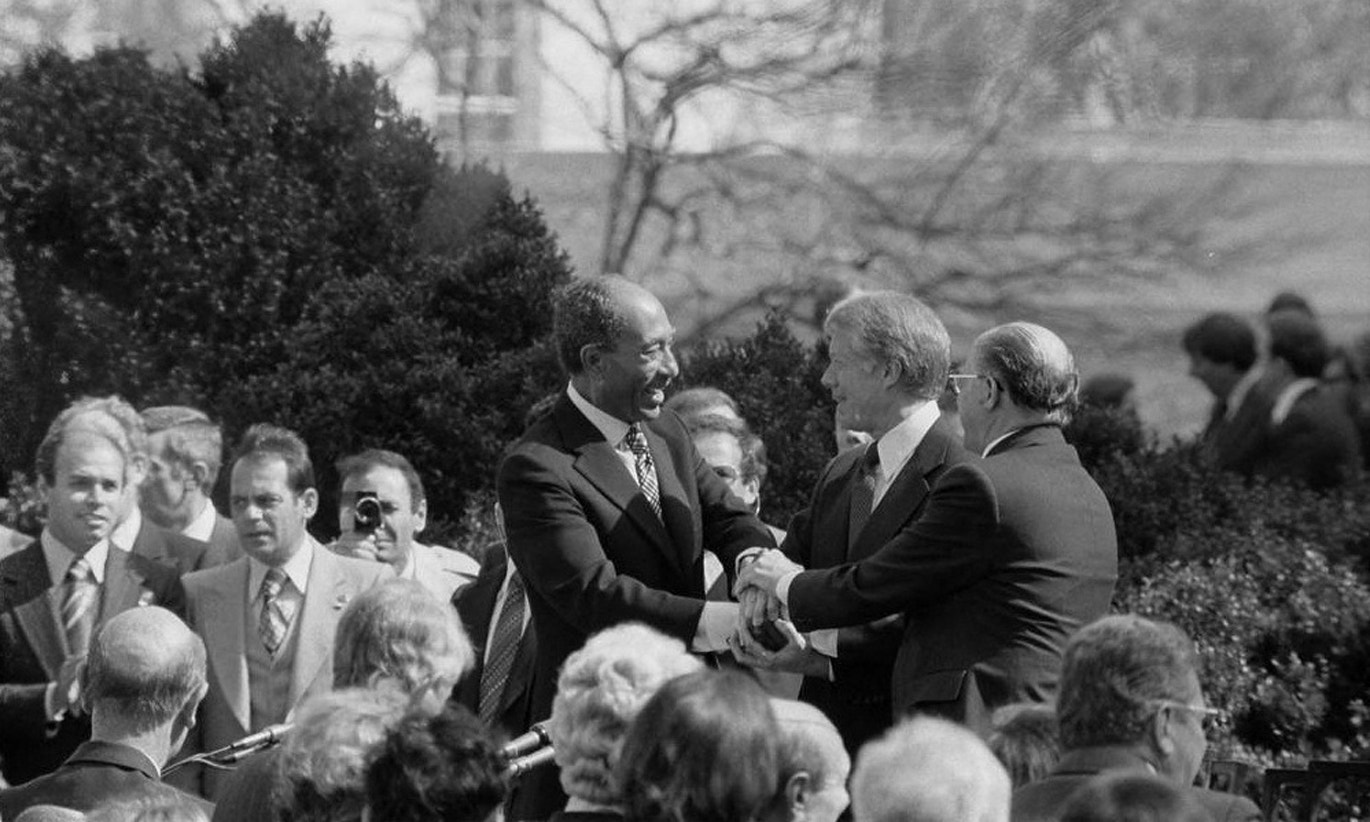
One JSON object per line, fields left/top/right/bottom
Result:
{"left": 5, "top": 274, "right": 1343, "bottom": 822}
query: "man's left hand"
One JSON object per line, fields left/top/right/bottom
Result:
{"left": 733, "top": 549, "right": 802, "bottom": 601}
{"left": 728, "top": 619, "right": 829, "bottom": 678}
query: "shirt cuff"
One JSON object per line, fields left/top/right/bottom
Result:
{"left": 691, "top": 601, "right": 738, "bottom": 653}
{"left": 776, "top": 569, "right": 803, "bottom": 609}
{"left": 807, "top": 628, "right": 839, "bottom": 658}
{"left": 734, "top": 547, "right": 767, "bottom": 577}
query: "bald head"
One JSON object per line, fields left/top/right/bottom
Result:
{"left": 773, "top": 698, "right": 851, "bottom": 822}
{"left": 852, "top": 716, "right": 1010, "bottom": 822}
{"left": 972, "top": 322, "right": 1078, "bottom": 424}
{"left": 85, "top": 606, "right": 207, "bottom": 732}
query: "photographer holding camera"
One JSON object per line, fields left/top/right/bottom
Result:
{"left": 333, "top": 449, "right": 479, "bottom": 603}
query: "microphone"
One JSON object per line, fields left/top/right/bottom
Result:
{"left": 225, "top": 723, "right": 293, "bottom": 753}
{"left": 163, "top": 723, "right": 294, "bottom": 775}
{"left": 500, "top": 723, "right": 551, "bottom": 759}
{"left": 503, "top": 745, "right": 556, "bottom": 779}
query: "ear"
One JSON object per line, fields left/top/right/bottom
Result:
{"left": 413, "top": 498, "right": 428, "bottom": 535}
{"left": 1150, "top": 704, "right": 1176, "bottom": 759}
{"left": 786, "top": 770, "right": 812, "bottom": 816}
{"left": 182, "top": 681, "right": 209, "bottom": 730}
{"left": 579, "top": 342, "right": 604, "bottom": 375}
{"left": 881, "top": 359, "right": 903, "bottom": 390}
{"left": 299, "top": 487, "right": 319, "bottom": 520}
{"left": 188, "top": 461, "right": 212, "bottom": 491}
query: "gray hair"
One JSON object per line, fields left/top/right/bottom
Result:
{"left": 85, "top": 606, "right": 207, "bottom": 733}
{"left": 553, "top": 275, "right": 636, "bottom": 376}
{"left": 973, "top": 322, "right": 1079, "bottom": 424}
{"left": 825, "top": 291, "right": 951, "bottom": 401}
{"left": 333, "top": 580, "right": 474, "bottom": 695}
{"left": 1056, "top": 615, "right": 1200, "bottom": 750}
{"left": 142, "top": 406, "right": 224, "bottom": 490}
{"left": 851, "top": 716, "right": 1010, "bottom": 822}
{"left": 665, "top": 387, "right": 742, "bottom": 425}
{"left": 548, "top": 623, "right": 703, "bottom": 804}
{"left": 771, "top": 698, "right": 845, "bottom": 794}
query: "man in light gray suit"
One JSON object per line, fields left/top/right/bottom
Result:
{"left": 172, "top": 424, "right": 389, "bottom": 799}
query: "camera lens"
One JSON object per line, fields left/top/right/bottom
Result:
{"left": 354, "top": 496, "right": 383, "bottom": 534}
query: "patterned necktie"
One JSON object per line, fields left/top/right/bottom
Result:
{"left": 258, "top": 567, "right": 293, "bottom": 655}
{"left": 847, "top": 444, "right": 881, "bottom": 549}
{"left": 479, "top": 571, "right": 525, "bottom": 725}
{"left": 624, "top": 423, "right": 662, "bottom": 519}
{"left": 61, "top": 555, "right": 98, "bottom": 657}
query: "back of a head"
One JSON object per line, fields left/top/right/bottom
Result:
{"left": 1267, "top": 309, "right": 1330, "bottom": 378}
{"left": 824, "top": 291, "right": 951, "bottom": 401}
{"left": 1181, "top": 313, "right": 1257, "bottom": 372}
{"left": 277, "top": 687, "right": 412, "bottom": 822}
{"left": 365, "top": 702, "right": 507, "bottom": 822}
{"left": 666, "top": 387, "right": 743, "bottom": 426}
{"left": 851, "top": 716, "right": 1010, "bottom": 822}
{"left": 1078, "top": 374, "right": 1136, "bottom": 411}
{"left": 1266, "top": 290, "right": 1314, "bottom": 320}
{"left": 1059, "top": 772, "right": 1213, "bottom": 822}
{"left": 771, "top": 698, "right": 851, "bottom": 822}
{"left": 549, "top": 623, "right": 703, "bottom": 804}
{"left": 85, "top": 606, "right": 207, "bottom": 733}
{"left": 84, "top": 795, "right": 209, "bottom": 822}
{"left": 986, "top": 703, "right": 1061, "bottom": 789}
{"left": 1056, "top": 615, "right": 1198, "bottom": 751}
{"left": 973, "top": 322, "right": 1079, "bottom": 424}
{"left": 333, "top": 579, "right": 474, "bottom": 696}
{"left": 618, "top": 669, "right": 784, "bottom": 822}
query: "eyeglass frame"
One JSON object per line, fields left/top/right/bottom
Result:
{"left": 946, "top": 373, "right": 996, "bottom": 396}
{"left": 1152, "top": 700, "right": 1224, "bottom": 732}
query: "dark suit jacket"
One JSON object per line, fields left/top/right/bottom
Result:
{"left": 1205, "top": 366, "right": 1284, "bottom": 476}
{"left": 452, "top": 542, "right": 542, "bottom": 822}
{"left": 0, "top": 544, "right": 185, "bottom": 785}
{"left": 786, "top": 424, "right": 1118, "bottom": 735}
{"left": 497, "top": 394, "right": 774, "bottom": 817}
{"left": 208, "top": 746, "right": 279, "bottom": 822}
{"left": 781, "top": 415, "right": 971, "bottom": 755}
{"left": 0, "top": 740, "right": 210, "bottom": 818}
{"left": 1011, "top": 747, "right": 1261, "bottom": 822}
{"left": 130, "top": 520, "right": 212, "bottom": 577}
{"left": 1250, "top": 384, "right": 1363, "bottom": 491}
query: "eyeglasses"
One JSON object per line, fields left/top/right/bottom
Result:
{"left": 1153, "top": 700, "right": 1224, "bottom": 733}
{"left": 946, "top": 373, "right": 990, "bottom": 396}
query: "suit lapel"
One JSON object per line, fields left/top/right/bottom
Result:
{"left": 6, "top": 546, "right": 66, "bottom": 679}
{"left": 644, "top": 425, "right": 693, "bottom": 578}
{"left": 202, "top": 560, "right": 251, "bottom": 733}
{"left": 290, "top": 541, "right": 341, "bottom": 710}
{"left": 101, "top": 547, "right": 145, "bottom": 620}
{"left": 852, "top": 420, "right": 964, "bottom": 558}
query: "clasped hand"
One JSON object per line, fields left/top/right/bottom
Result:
{"left": 732, "top": 548, "right": 801, "bottom": 625}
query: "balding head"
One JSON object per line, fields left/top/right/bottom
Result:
{"left": 959, "top": 322, "right": 1078, "bottom": 452}
{"left": 84, "top": 606, "right": 207, "bottom": 734}
{"left": 852, "top": 716, "right": 1010, "bottom": 822}
{"left": 772, "top": 699, "right": 851, "bottom": 822}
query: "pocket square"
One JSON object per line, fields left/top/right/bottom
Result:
{"left": 137, "top": 590, "right": 155, "bottom": 607}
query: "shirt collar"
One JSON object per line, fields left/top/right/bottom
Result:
{"left": 182, "top": 499, "right": 218, "bottom": 542}
{"left": 1270, "top": 377, "right": 1320, "bottom": 426}
{"left": 247, "top": 537, "right": 315, "bottom": 600}
{"left": 41, "top": 529, "right": 110, "bottom": 587}
{"left": 981, "top": 429, "right": 1019, "bottom": 458}
{"left": 875, "top": 401, "right": 940, "bottom": 480}
{"left": 1225, "top": 363, "right": 1264, "bottom": 420}
{"left": 567, "top": 381, "right": 632, "bottom": 446}
{"left": 109, "top": 506, "right": 141, "bottom": 552}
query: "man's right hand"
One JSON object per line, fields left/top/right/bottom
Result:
{"left": 331, "top": 531, "right": 379, "bottom": 562}
{"left": 50, "top": 655, "right": 86, "bottom": 720}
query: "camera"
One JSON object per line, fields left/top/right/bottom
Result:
{"left": 353, "top": 493, "right": 383, "bottom": 535}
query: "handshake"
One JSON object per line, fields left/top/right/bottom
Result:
{"left": 725, "top": 549, "right": 830, "bottom": 677}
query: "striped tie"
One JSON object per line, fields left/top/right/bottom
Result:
{"left": 478, "top": 571, "right": 525, "bottom": 725}
{"left": 258, "top": 568, "right": 293, "bottom": 655}
{"left": 624, "top": 423, "right": 662, "bottom": 519}
{"left": 61, "top": 556, "right": 98, "bottom": 657}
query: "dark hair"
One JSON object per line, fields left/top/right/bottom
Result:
{"left": 366, "top": 703, "right": 508, "bottom": 822}
{"left": 336, "top": 448, "right": 425, "bottom": 509}
{"left": 1057, "top": 615, "right": 1199, "bottom": 750}
{"left": 1181, "top": 313, "right": 1257, "bottom": 372}
{"left": 986, "top": 703, "right": 1061, "bottom": 789}
{"left": 1267, "top": 309, "right": 1330, "bottom": 378}
{"left": 553, "top": 275, "right": 632, "bottom": 376}
{"left": 618, "top": 669, "right": 785, "bottom": 822}
{"left": 1079, "top": 373, "right": 1136, "bottom": 410}
{"left": 1266, "top": 290, "right": 1314, "bottom": 319}
{"left": 1060, "top": 772, "right": 1212, "bottom": 822}
{"left": 233, "top": 423, "right": 315, "bottom": 493}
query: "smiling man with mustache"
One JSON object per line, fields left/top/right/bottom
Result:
{"left": 496, "top": 274, "right": 776, "bottom": 819}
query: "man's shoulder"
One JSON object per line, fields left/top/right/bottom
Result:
{"left": 319, "top": 544, "right": 394, "bottom": 585}
{"left": 1010, "top": 774, "right": 1087, "bottom": 822}
{"left": 183, "top": 556, "right": 247, "bottom": 595}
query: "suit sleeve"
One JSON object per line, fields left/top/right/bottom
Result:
{"left": 498, "top": 449, "right": 708, "bottom": 645}
{"left": 787, "top": 463, "right": 999, "bottom": 632}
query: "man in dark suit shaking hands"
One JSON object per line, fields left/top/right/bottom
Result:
{"left": 730, "top": 291, "right": 974, "bottom": 757}
{"left": 497, "top": 275, "right": 775, "bottom": 816}
{"left": 737, "top": 322, "right": 1117, "bottom": 736}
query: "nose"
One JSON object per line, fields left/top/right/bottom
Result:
{"left": 821, "top": 361, "right": 836, "bottom": 389}
{"left": 661, "top": 345, "right": 680, "bottom": 380}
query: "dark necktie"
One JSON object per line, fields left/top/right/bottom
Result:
{"left": 258, "top": 567, "right": 291, "bottom": 655}
{"left": 61, "top": 555, "right": 98, "bottom": 656}
{"left": 847, "top": 444, "right": 881, "bottom": 549}
{"left": 479, "top": 571, "right": 525, "bottom": 725}
{"left": 624, "top": 423, "right": 662, "bottom": 519}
